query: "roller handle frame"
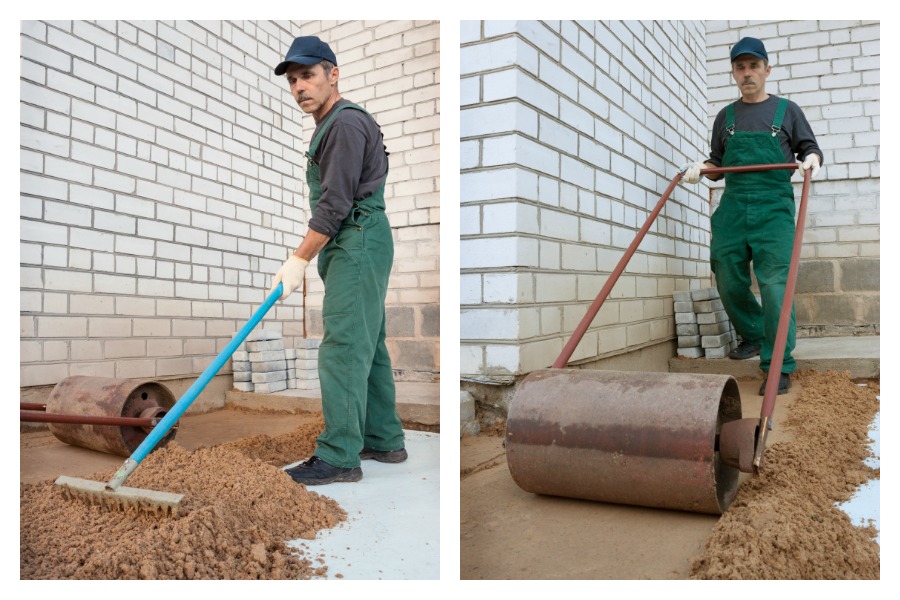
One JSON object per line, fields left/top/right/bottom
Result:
{"left": 105, "top": 283, "right": 283, "bottom": 491}
{"left": 753, "top": 167, "right": 812, "bottom": 470}
{"left": 552, "top": 162, "right": 801, "bottom": 369}
{"left": 20, "top": 410, "right": 164, "bottom": 428}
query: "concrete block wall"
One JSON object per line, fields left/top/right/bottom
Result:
{"left": 295, "top": 20, "right": 441, "bottom": 380}
{"left": 460, "top": 20, "right": 710, "bottom": 381}
{"left": 20, "top": 20, "right": 440, "bottom": 392}
{"left": 705, "top": 21, "right": 880, "bottom": 336}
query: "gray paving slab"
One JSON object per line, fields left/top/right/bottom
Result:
{"left": 669, "top": 335, "right": 879, "bottom": 379}
{"left": 224, "top": 381, "right": 440, "bottom": 428}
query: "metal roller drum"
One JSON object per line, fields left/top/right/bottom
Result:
{"left": 506, "top": 369, "right": 743, "bottom": 515}
{"left": 46, "top": 376, "right": 178, "bottom": 457}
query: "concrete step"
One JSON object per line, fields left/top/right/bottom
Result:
{"left": 224, "top": 380, "right": 440, "bottom": 428}
{"left": 668, "top": 335, "right": 879, "bottom": 380}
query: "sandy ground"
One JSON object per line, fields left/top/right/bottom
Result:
{"left": 17, "top": 369, "right": 880, "bottom": 580}
{"left": 460, "top": 370, "right": 880, "bottom": 580}
{"left": 21, "top": 409, "right": 344, "bottom": 579}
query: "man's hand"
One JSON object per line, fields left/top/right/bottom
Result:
{"left": 799, "top": 153, "right": 821, "bottom": 179}
{"left": 680, "top": 162, "right": 705, "bottom": 184}
{"left": 269, "top": 255, "right": 309, "bottom": 300}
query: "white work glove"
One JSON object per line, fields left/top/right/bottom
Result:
{"left": 680, "top": 161, "right": 705, "bottom": 184}
{"left": 799, "top": 153, "right": 821, "bottom": 179}
{"left": 269, "top": 255, "right": 309, "bottom": 300}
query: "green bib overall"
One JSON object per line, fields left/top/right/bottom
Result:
{"left": 710, "top": 98, "right": 797, "bottom": 375}
{"left": 306, "top": 103, "right": 404, "bottom": 468}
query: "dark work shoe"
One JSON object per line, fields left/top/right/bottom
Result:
{"left": 285, "top": 456, "right": 362, "bottom": 485}
{"left": 759, "top": 372, "right": 791, "bottom": 396}
{"left": 728, "top": 341, "right": 761, "bottom": 360}
{"left": 359, "top": 447, "right": 408, "bottom": 463}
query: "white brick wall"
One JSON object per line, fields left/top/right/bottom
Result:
{"left": 460, "top": 20, "right": 709, "bottom": 380}
{"left": 20, "top": 20, "right": 440, "bottom": 387}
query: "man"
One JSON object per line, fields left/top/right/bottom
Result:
{"left": 269, "top": 36, "right": 406, "bottom": 485}
{"left": 681, "top": 37, "right": 823, "bottom": 396}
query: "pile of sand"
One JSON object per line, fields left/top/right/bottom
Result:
{"left": 20, "top": 418, "right": 347, "bottom": 580}
{"left": 690, "top": 370, "right": 880, "bottom": 579}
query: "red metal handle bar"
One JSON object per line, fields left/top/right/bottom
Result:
{"left": 753, "top": 167, "right": 812, "bottom": 469}
{"left": 552, "top": 172, "right": 681, "bottom": 368}
{"left": 20, "top": 410, "right": 164, "bottom": 428}
{"left": 20, "top": 403, "right": 46, "bottom": 411}
{"left": 552, "top": 162, "right": 802, "bottom": 369}
{"left": 701, "top": 163, "right": 799, "bottom": 176}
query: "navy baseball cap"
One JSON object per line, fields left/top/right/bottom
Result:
{"left": 730, "top": 37, "right": 768, "bottom": 62}
{"left": 274, "top": 36, "right": 337, "bottom": 75}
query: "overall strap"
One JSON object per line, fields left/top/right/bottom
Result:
{"left": 725, "top": 102, "right": 736, "bottom": 135}
{"left": 771, "top": 97, "right": 788, "bottom": 136}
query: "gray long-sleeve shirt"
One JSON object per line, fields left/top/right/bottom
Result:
{"left": 307, "top": 99, "right": 389, "bottom": 238}
{"left": 707, "top": 95, "right": 824, "bottom": 168}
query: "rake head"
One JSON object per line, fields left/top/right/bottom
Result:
{"left": 55, "top": 475, "right": 184, "bottom": 517}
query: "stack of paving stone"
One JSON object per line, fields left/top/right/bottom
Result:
{"left": 284, "top": 347, "right": 298, "bottom": 389}
{"left": 231, "top": 331, "right": 320, "bottom": 393}
{"left": 674, "top": 290, "right": 704, "bottom": 358}
{"left": 231, "top": 346, "right": 254, "bottom": 392}
{"left": 695, "top": 288, "right": 739, "bottom": 358}
{"left": 674, "top": 287, "right": 738, "bottom": 359}
{"left": 294, "top": 338, "right": 321, "bottom": 391}
{"left": 247, "top": 329, "right": 289, "bottom": 394}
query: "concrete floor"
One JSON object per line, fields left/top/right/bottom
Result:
{"left": 668, "top": 335, "right": 880, "bottom": 379}
{"left": 285, "top": 430, "right": 440, "bottom": 579}
{"left": 225, "top": 381, "right": 440, "bottom": 431}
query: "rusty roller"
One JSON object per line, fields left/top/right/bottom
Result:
{"left": 506, "top": 369, "right": 741, "bottom": 514}
{"left": 43, "top": 376, "right": 178, "bottom": 457}
{"left": 506, "top": 165, "right": 812, "bottom": 514}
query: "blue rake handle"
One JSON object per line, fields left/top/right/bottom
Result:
{"left": 105, "top": 283, "right": 283, "bottom": 491}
